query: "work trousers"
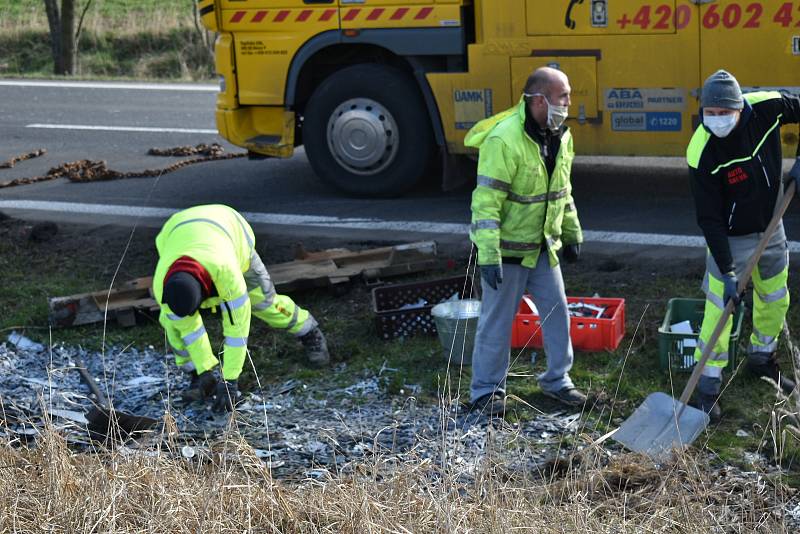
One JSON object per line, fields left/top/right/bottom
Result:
{"left": 470, "top": 259, "right": 575, "bottom": 402}
{"left": 174, "top": 250, "right": 317, "bottom": 378}
{"left": 695, "top": 223, "right": 789, "bottom": 393}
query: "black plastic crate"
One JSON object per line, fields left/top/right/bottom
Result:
{"left": 372, "top": 275, "right": 476, "bottom": 340}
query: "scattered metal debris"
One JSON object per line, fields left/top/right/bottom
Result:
{"left": 0, "top": 337, "right": 584, "bottom": 480}
{"left": 7, "top": 332, "right": 44, "bottom": 352}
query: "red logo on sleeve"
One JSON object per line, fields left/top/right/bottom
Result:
{"left": 727, "top": 167, "right": 749, "bottom": 185}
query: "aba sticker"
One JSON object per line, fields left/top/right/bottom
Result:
{"left": 605, "top": 88, "right": 686, "bottom": 111}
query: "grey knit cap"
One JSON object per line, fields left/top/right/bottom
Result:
{"left": 701, "top": 69, "right": 743, "bottom": 110}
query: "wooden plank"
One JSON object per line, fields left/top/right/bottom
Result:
{"left": 48, "top": 241, "right": 440, "bottom": 327}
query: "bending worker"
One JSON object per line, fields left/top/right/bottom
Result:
{"left": 153, "top": 204, "right": 330, "bottom": 411}
{"left": 688, "top": 70, "right": 800, "bottom": 422}
{"left": 466, "top": 66, "right": 586, "bottom": 416}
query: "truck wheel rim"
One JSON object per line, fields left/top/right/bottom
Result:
{"left": 327, "top": 98, "right": 399, "bottom": 176}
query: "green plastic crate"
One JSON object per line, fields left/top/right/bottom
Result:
{"left": 658, "top": 298, "right": 745, "bottom": 372}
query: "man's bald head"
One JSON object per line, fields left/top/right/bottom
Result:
{"left": 524, "top": 67, "right": 571, "bottom": 130}
{"left": 524, "top": 67, "right": 567, "bottom": 96}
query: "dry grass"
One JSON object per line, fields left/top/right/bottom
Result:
{"left": 0, "top": 420, "right": 793, "bottom": 533}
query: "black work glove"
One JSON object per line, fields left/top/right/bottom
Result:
{"left": 480, "top": 264, "right": 503, "bottom": 291}
{"left": 721, "top": 271, "right": 741, "bottom": 306}
{"left": 562, "top": 243, "right": 581, "bottom": 263}
{"left": 212, "top": 379, "right": 240, "bottom": 412}
{"left": 788, "top": 157, "right": 800, "bottom": 196}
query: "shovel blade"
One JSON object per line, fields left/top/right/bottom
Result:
{"left": 613, "top": 392, "right": 709, "bottom": 460}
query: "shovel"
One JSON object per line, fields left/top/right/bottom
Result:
{"left": 613, "top": 180, "right": 796, "bottom": 460}
{"left": 73, "top": 357, "right": 158, "bottom": 442}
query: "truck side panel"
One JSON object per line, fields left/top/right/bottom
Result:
{"left": 220, "top": 3, "right": 340, "bottom": 106}
{"left": 430, "top": 0, "right": 798, "bottom": 157}
{"left": 429, "top": 0, "right": 701, "bottom": 156}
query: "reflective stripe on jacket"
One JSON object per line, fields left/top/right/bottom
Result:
{"left": 153, "top": 204, "right": 255, "bottom": 379}
{"left": 465, "top": 98, "right": 582, "bottom": 268}
{"left": 687, "top": 91, "right": 800, "bottom": 273}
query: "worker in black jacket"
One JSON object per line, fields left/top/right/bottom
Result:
{"left": 687, "top": 69, "right": 800, "bottom": 422}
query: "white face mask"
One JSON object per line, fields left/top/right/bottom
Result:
{"left": 704, "top": 113, "right": 738, "bottom": 138}
{"left": 525, "top": 92, "right": 569, "bottom": 131}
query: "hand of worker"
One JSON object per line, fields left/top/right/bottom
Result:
{"left": 212, "top": 379, "right": 240, "bottom": 412}
{"left": 721, "top": 272, "right": 741, "bottom": 306}
{"left": 562, "top": 243, "right": 581, "bottom": 263}
{"left": 480, "top": 264, "right": 503, "bottom": 291}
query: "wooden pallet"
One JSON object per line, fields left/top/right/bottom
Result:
{"left": 48, "top": 241, "right": 443, "bottom": 327}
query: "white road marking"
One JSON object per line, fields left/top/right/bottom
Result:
{"left": 0, "top": 80, "right": 218, "bottom": 92}
{"left": 26, "top": 124, "right": 218, "bottom": 134}
{"left": 2, "top": 199, "right": 798, "bottom": 252}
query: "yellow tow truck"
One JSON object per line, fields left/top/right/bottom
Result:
{"left": 197, "top": 0, "right": 800, "bottom": 196}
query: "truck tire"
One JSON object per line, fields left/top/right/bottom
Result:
{"left": 302, "top": 64, "right": 435, "bottom": 197}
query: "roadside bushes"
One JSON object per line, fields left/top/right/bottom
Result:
{"left": 0, "top": 27, "right": 213, "bottom": 80}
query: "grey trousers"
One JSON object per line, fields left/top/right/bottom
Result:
{"left": 470, "top": 259, "right": 575, "bottom": 402}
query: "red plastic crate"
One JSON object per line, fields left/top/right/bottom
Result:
{"left": 511, "top": 296, "right": 626, "bottom": 352}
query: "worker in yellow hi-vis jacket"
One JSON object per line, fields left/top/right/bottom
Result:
{"left": 152, "top": 204, "right": 330, "bottom": 411}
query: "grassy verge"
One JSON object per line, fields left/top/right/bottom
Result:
{"left": 0, "top": 0, "right": 213, "bottom": 80}
{"left": 1, "top": 216, "right": 799, "bottom": 483}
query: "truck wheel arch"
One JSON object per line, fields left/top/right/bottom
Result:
{"left": 285, "top": 29, "right": 463, "bottom": 149}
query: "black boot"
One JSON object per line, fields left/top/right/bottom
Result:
{"left": 747, "top": 353, "right": 796, "bottom": 396}
{"left": 690, "top": 375, "right": 722, "bottom": 424}
{"left": 299, "top": 327, "right": 330, "bottom": 367}
{"left": 692, "top": 392, "right": 722, "bottom": 424}
{"left": 213, "top": 379, "right": 240, "bottom": 412}
{"left": 182, "top": 370, "right": 218, "bottom": 402}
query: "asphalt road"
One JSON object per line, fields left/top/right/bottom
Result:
{"left": 1, "top": 79, "right": 799, "bottom": 259}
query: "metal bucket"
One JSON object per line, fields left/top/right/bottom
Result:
{"left": 430, "top": 299, "right": 481, "bottom": 366}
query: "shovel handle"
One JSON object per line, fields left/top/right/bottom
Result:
{"left": 73, "top": 357, "right": 110, "bottom": 409}
{"left": 678, "top": 180, "right": 796, "bottom": 411}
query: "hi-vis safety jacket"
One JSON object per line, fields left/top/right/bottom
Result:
{"left": 466, "top": 97, "right": 583, "bottom": 268}
{"left": 153, "top": 205, "right": 255, "bottom": 380}
{"left": 688, "top": 91, "right": 800, "bottom": 274}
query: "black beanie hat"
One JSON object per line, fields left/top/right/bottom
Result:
{"left": 701, "top": 69, "right": 744, "bottom": 110}
{"left": 163, "top": 272, "right": 203, "bottom": 317}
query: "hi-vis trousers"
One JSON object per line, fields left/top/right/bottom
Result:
{"left": 243, "top": 251, "right": 317, "bottom": 337}
{"left": 695, "top": 223, "right": 789, "bottom": 380}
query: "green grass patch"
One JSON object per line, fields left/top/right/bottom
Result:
{"left": 1, "top": 217, "right": 798, "bottom": 477}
